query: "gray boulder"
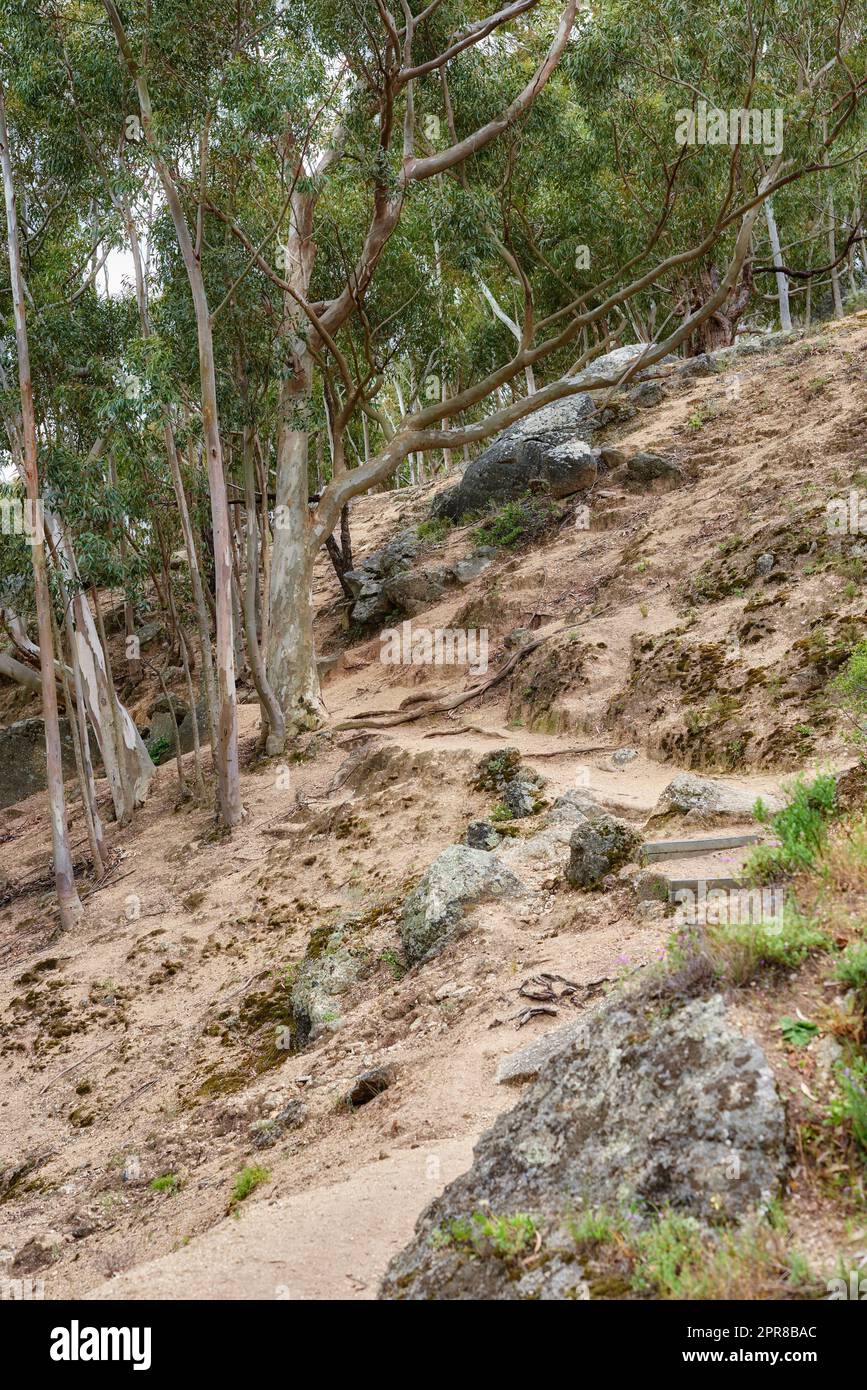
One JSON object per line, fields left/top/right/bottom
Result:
{"left": 433, "top": 435, "right": 599, "bottom": 524}
{"left": 646, "top": 773, "right": 782, "bottom": 829}
{"left": 400, "top": 845, "right": 528, "bottom": 967}
{"left": 382, "top": 566, "right": 455, "bottom": 616}
{"left": 0, "top": 717, "right": 90, "bottom": 810}
{"left": 290, "top": 926, "right": 365, "bottom": 1043}
{"left": 380, "top": 994, "right": 787, "bottom": 1299}
{"left": 451, "top": 548, "right": 498, "bottom": 585}
{"left": 474, "top": 747, "right": 546, "bottom": 819}
{"left": 567, "top": 812, "right": 642, "bottom": 888}
{"left": 430, "top": 346, "right": 661, "bottom": 523}
{"left": 466, "top": 820, "right": 502, "bottom": 851}
{"left": 344, "top": 528, "right": 421, "bottom": 624}
{"left": 547, "top": 788, "right": 606, "bottom": 823}
{"left": 249, "top": 1100, "right": 306, "bottom": 1149}
{"left": 624, "top": 452, "right": 683, "bottom": 490}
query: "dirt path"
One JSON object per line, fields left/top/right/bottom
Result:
{"left": 84, "top": 1137, "right": 475, "bottom": 1301}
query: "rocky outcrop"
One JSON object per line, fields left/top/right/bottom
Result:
{"left": 380, "top": 994, "right": 787, "bottom": 1299}
{"left": 474, "top": 747, "right": 546, "bottom": 819}
{"left": 646, "top": 772, "right": 782, "bottom": 828}
{"left": 399, "top": 845, "right": 528, "bottom": 967}
{"left": 623, "top": 451, "right": 684, "bottom": 490}
{"left": 146, "top": 695, "right": 209, "bottom": 762}
{"left": 290, "top": 926, "right": 366, "bottom": 1044}
{"left": 430, "top": 345, "right": 657, "bottom": 523}
{"left": 566, "top": 812, "right": 642, "bottom": 888}
{"left": 343, "top": 528, "right": 421, "bottom": 625}
{"left": 344, "top": 528, "right": 497, "bottom": 624}
{"left": 0, "top": 717, "right": 95, "bottom": 810}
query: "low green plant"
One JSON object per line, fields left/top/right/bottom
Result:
{"left": 834, "top": 1057, "right": 867, "bottom": 1155}
{"left": 147, "top": 735, "right": 172, "bottom": 766}
{"left": 834, "top": 641, "right": 867, "bottom": 752}
{"left": 150, "top": 1173, "right": 180, "bottom": 1194}
{"left": 380, "top": 948, "right": 406, "bottom": 981}
{"left": 747, "top": 773, "right": 837, "bottom": 880}
{"left": 835, "top": 942, "right": 867, "bottom": 996}
{"left": 230, "top": 1165, "right": 270, "bottom": 1208}
{"left": 704, "top": 910, "right": 828, "bottom": 985}
{"left": 473, "top": 497, "right": 557, "bottom": 550}
{"left": 431, "top": 1210, "right": 538, "bottom": 1259}
{"left": 779, "top": 1015, "right": 820, "bottom": 1047}
{"left": 416, "top": 517, "right": 453, "bottom": 543}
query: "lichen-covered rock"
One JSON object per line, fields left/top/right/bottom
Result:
{"left": 399, "top": 846, "right": 528, "bottom": 967}
{"left": 380, "top": 994, "right": 787, "bottom": 1299}
{"left": 466, "top": 820, "right": 501, "bottom": 851}
{"left": 290, "top": 926, "right": 366, "bottom": 1043}
{"left": 624, "top": 452, "right": 683, "bottom": 490}
{"left": 382, "top": 566, "right": 456, "bottom": 616}
{"left": 0, "top": 717, "right": 89, "bottom": 809}
{"left": 343, "top": 528, "right": 421, "bottom": 623}
{"left": 474, "top": 747, "right": 546, "bottom": 819}
{"left": 633, "top": 867, "right": 670, "bottom": 902}
{"left": 547, "top": 788, "right": 605, "bottom": 824}
{"left": 451, "top": 548, "right": 497, "bottom": 585}
{"left": 646, "top": 773, "right": 782, "bottom": 829}
{"left": 249, "top": 1100, "right": 306, "bottom": 1148}
{"left": 429, "top": 345, "right": 654, "bottom": 523}
{"left": 567, "top": 813, "right": 642, "bottom": 888}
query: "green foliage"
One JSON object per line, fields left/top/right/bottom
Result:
{"left": 830, "top": 1057, "right": 867, "bottom": 1157}
{"left": 747, "top": 774, "right": 838, "bottom": 880}
{"left": 230, "top": 1165, "right": 269, "bottom": 1208}
{"left": 703, "top": 912, "right": 828, "bottom": 985}
{"left": 834, "top": 641, "right": 867, "bottom": 751}
{"left": 150, "top": 1173, "right": 180, "bottom": 1194}
{"left": 473, "top": 498, "right": 558, "bottom": 550}
{"left": 431, "top": 1210, "right": 538, "bottom": 1260}
{"left": 416, "top": 518, "right": 452, "bottom": 543}
{"left": 835, "top": 942, "right": 867, "bottom": 997}
{"left": 779, "top": 1015, "right": 820, "bottom": 1047}
{"left": 147, "top": 736, "right": 173, "bottom": 766}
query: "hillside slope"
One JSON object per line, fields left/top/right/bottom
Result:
{"left": 2, "top": 314, "right": 867, "bottom": 1300}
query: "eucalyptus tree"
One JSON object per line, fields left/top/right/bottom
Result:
{"left": 0, "top": 79, "right": 82, "bottom": 928}
{"left": 0, "top": 6, "right": 156, "bottom": 828}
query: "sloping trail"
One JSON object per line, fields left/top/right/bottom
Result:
{"left": 86, "top": 1138, "right": 475, "bottom": 1301}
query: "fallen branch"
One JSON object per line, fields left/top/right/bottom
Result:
{"left": 332, "top": 627, "right": 564, "bottom": 730}
{"left": 422, "top": 725, "right": 507, "bottom": 739}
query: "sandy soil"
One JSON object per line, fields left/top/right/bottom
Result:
{"left": 2, "top": 313, "right": 866, "bottom": 1300}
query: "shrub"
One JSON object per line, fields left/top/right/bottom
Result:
{"left": 747, "top": 774, "right": 837, "bottom": 881}
{"left": 473, "top": 497, "right": 558, "bottom": 550}
{"left": 416, "top": 517, "right": 453, "bottom": 543}
{"left": 230, "top": 1165, "right": 269, "bottom": 1208}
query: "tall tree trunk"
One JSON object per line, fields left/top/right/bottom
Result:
{"left": 763, "top": 197, "right": 792, "bottom": 332}
{"left": 823, "top": 119, "right": 845, "bottom": 318}
{"left": 104, "top": 0, "right": 242, "bottom": 827}
{"left": 241, "top": 425, "right": 285, "bottom": 753}
{"left": 269, "top": 371, "right": 325, "bottom": 734}
{"left": 0, "top": 81, "right": 82, "bottom": 929}
{"left": 266, "top": 167, "right": 326, "bottom": 736}
{"left": 122, "top": 202, "right": 218, "bottom": 758}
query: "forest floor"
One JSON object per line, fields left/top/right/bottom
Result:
{"left": 2, "top": 312, "right": 867, "bottom": 1300}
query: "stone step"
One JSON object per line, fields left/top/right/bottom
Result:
{"left": 641, "top": 832, "right": 761, "bottom": 862}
